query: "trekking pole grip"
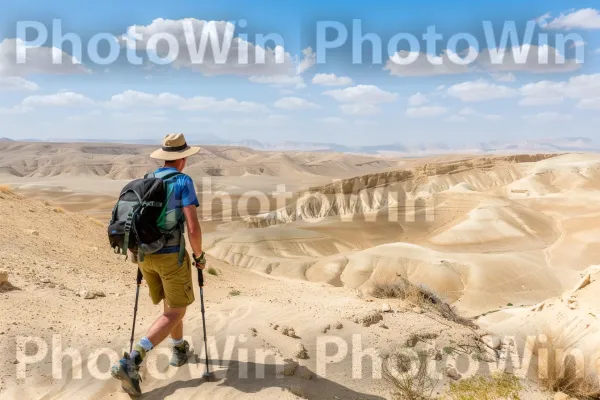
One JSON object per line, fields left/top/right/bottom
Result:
{"left": 198, "top": 267, "right": 204, "bottom": 288}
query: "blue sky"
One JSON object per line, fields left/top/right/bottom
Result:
{"left": 1, "top": 1, "right": 600, "bottom": 146}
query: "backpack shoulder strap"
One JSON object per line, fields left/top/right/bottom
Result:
{"left": 160, "top": 171, "right": 183, "bottom": 181}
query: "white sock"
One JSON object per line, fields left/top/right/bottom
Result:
{"left": 171, "top": 338, "right": 184, "bottom": 347}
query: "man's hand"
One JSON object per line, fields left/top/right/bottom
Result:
{"left": 193, "top": 252, "right": 207, "bottom": 270}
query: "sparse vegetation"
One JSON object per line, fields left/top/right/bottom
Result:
{"left": 372, "top": 277, "right": 476, "bottom": 328}
{"left": 207, "top": 267, "right": 219, "bottom": 276}
{"left": 229, "top": 290, "right": 241, "bottom": 296}
{"left": 383, "top": 349, "right": 438, "bottom": 400}
{"left": 536, "top": 327, "right": 600, "bottom": 399}
{"left": 448, "top": 373, "right": 522, "bottom": 400}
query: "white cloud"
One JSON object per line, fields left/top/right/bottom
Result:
{"left": 519, "top": 97, "right": 563, "bottom": 106}
{"left": 408, "top": 93, "right": 428, "bottom": 107}
{"left": 0, "top": 38, "right": 89, "bottom": 77}
{"left": 546, "top": 8, "right": 600, "bottom": 30}
{"left": 0, "top": 104, "right": 33, "bottom": 115}
{"left": 406, "top": 106, "right": 448, "bottom": 118}
{"left": 519, "top": 81, "right": 565, "bottom": 106}
{"left": 447, "top": 80, "right": 518, "bottom": 102}
{"left": 123, "top": 19, "right": 294, "bottom": 76}
{"left": 339, "top": 103, "right": 381, "bottom": 116}
{"left": 311, "top": 73, "right": 353, "bottom": 87}
{"left": 576, "top": 97, "right": 600, "bottom": 109}
{"left": 273, "top": 97, "right": 320, "bottom": 110}
{"left": 107, "top": 90, "right": 184, "bottom": 108}
{"left": 22, "top": 92, "right": 94, "bottom": 107}
{"left": 106, "top": 90, "right": 269, "bottom": 113}
{"left": 296, "top": 47, "right": 316, "bottom": 75}
{"left": 522, "top": 112, "right": 572, "bottom": 123}
{"left": 249, "top": 75, "right": 306, "bottom": 88}
{"left": 0, "top": 76, "right": 39, "bottom": 91}
{"left": 518, "top": 74, "right": 600, "bottom": 107}
{"left": 323, "top": 85, "right": 397, "bottom": 104}
{"left": 182, "top": 97, "right": 269, "bottom": 113}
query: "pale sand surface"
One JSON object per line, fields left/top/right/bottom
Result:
{"left": 1, "top": 142, "right": 599, "bottom": 398}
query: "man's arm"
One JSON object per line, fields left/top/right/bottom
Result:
{"left": 183, "top": 205, "right": 204, "bottom": 269}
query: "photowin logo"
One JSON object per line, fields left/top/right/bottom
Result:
{"left": 13, "top": 18, "right": 586, "bottom": 69}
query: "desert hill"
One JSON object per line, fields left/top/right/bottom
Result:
{"left": 0, "top": 186, "right": 507, "bottom": 400}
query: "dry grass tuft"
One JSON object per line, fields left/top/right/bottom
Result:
{"left": 372, "top": 277, "right": 476, "bottom": 327}
{"left": 536, "top": 326, "right": 600, "bottom": 399}
{"left": 383, "top": 349, "right": 438, "bottom": 400}
{"left": 207, "top": 267, "right": 219, "bottom": 276}
{"left": 448, "top": 373, "right": 522, "bottom": 400}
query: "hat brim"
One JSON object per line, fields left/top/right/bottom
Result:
{"left": 150, "top": 146, "right": 201, "bottom": 161}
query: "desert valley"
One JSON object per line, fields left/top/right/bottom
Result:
{"left": 1, "top": 139, "right": 600, "bottom": 399}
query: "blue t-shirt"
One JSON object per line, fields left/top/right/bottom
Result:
{"left": 153, "top": 167, "right": 199, "bottom": 254}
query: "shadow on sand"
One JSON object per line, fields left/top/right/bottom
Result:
{"left": 142, "top": 357, "right": 387, "bottom": 400}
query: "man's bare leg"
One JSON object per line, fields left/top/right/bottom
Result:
{"left": 146, "top": 305, "right": 187, "bottom": 345}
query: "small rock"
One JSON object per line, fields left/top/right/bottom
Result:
{"left": 412, "top": 306, "right": 424, "bottom": 314}
{"left": 249, "top": 328, "right": 258, "bottom": 337}
{"left": 79, "top": 290, "right": 96, "bottom": 300}
{"left": 273, "top": 324, "right": 279, "bottom": 331}
{"left": 12, "top": 360, "right": 19, "bottom": 365}
{"left": 40, "top": 277, "right": 52, "bottom": 284}
{"left": 0, "top": 271, "right": 8, "bottom": 284}
{"left": 446, "top": 366, "right": 461, "bottom": 381}
{"left": 94, "top": 291, "right": 106, "bottom": 298}
{"left": 382, "top": 303, "right": 392, "bottom": 313}
{"left": 322, "top": 324, "right": 331, "bottom": 334}
{"left": 25, "top": 229, "right": 39, "bottom": 236}
{"left": 294, "top": 344, "right": 309, "bottom": 360}
{"left": 380, "top": 324, "right": 389, "bottom": 329}
{"left": 334, "top": 322, "right": 343, "bottom": 330}
{"left": 281, "top": 326, "right": 296, "bottom": 338}
{"left": 554, "top": 393, "right": 572, "bottom": 400}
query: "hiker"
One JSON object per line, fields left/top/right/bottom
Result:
{"left": 110, "top": 133, "right": 206, "bottom": 396}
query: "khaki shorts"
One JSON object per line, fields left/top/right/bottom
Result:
{"left": 139, "top": 252, "right": 195, "bottom": 308}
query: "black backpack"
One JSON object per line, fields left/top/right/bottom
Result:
{"left": 108, "top": 171, "right": 182, "bottom": 258}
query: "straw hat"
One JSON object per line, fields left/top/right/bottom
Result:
{"left": 150, "top": 133, "right": 200, "bottom": 161}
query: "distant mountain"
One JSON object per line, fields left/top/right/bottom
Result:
{"left": 0, "top": 137, "right": 14, "bottom": 142}
{"left": 4, "top": 136, "right": 599, "bottom": 155}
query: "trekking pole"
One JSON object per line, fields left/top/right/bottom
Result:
{"left": 129, "top": 268, "right": 143, "bottom": 353}
{"left": 197, "top": 267, "right": 211, "bottom": 380}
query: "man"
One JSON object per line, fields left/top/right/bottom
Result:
{"left": 111, "top": 133, "right": 206, "bottom": 396}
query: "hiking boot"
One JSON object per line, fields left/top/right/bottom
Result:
{"left": 170, "top": 340, "right": 190, "bottom": 367}
{"left": 111, "top": 353, "right": 142, "bottom": 397}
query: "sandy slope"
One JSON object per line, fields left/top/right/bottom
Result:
{"left": 0, "top": 189, "right": 487, "bottom": 400}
